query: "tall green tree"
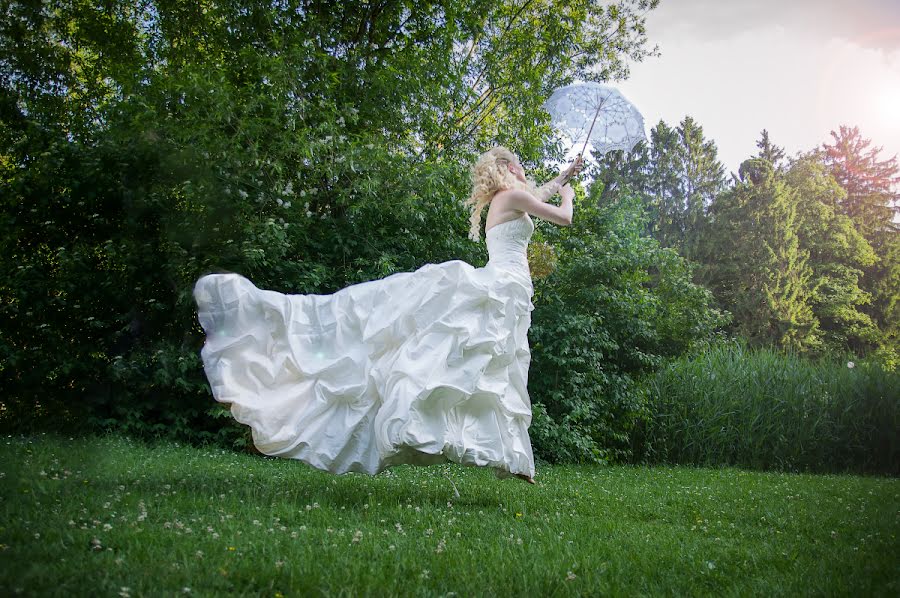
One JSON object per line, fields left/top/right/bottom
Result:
{"left": 641, "top": 117, "right": 726, "bottom": 260}
{"left": 822, "top": 126, "right": 900, "bottom": 364}
{"left": 588, "top": 141, "right": 650, "bottom": 208}
{"left": 823, "top": 126, "right": 899, "bottom": 238}
{"left": 785, "top": 155, "right": 879, "bottom": 353}
{"left": 697, "top": 159, "right": 820, "bottom": 352}
{"left": 756, "top": 128, "right": 786, "bottom": 170}
{"left": 590, "top": 117, "right": 727, "bottom": 257}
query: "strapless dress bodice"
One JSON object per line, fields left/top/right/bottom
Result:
{"left": 485, "top": 213, "right": 534, "bottom": 291}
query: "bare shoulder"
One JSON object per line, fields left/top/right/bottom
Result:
{"left": 493, "top": 188, "right": 534, "bottom": 204}
{"left": 485, "top": 190, "right": 525, "bottom": 228}
{"left": 491, "top": 188, "right": 535, "bottom": 214}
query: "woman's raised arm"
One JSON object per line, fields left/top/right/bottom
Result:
{"left": 499, "top": 185, "right": 574, "bottom": 226}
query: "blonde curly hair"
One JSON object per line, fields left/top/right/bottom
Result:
{"left": 464, "top": 146, "right": 535, "bottom": 241}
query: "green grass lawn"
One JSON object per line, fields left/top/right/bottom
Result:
{"left": 1, "top": 433, "right": 897, "bottom": 597}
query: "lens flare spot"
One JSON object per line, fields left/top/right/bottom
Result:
{"left": 873, "top": 80, "right": 900, "bottom": 129}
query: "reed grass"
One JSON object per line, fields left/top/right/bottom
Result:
{"left": 637, "top": 341, "right": 899, "bottom": 474}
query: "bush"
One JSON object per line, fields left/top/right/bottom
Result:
{"left": 528, "top": 191, "right": 729, "bottom": 464}
{"left": 0, "top": 72, "right": 481, "bottom": 444}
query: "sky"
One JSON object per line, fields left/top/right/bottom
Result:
{"left": 616, "top": 0, "right": 900, "bottom": 177}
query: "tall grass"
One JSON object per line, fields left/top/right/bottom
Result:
{"left": 635, "top": 341, "right": 899, "bottom": 474}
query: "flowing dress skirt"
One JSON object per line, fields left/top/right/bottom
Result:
{"left": 194, "top": 260, "right": 535, "bottom": 478}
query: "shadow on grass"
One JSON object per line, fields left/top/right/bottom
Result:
{"left": 72, "top": 434, "right": 518, "bottom": 510}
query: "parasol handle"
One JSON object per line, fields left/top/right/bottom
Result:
{"left": 579, "top": 99, "right": 605, "bottom": 158}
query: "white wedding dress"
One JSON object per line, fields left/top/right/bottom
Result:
{"left": 194, "top": 213, "right": 536, "bottom": 478}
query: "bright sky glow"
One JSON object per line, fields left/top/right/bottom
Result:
{"left": 871, "top": 77, "right": 900, "bottom": 129}
{"left": 616, "top": 0, "right": 900, "bottom": 178}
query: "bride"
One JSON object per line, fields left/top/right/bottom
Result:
{"left": 194, "top": 147, "right": 582, "bottom": 484}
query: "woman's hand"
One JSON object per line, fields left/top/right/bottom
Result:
{"left": 561, "top": 156, "right": 584, "bottom": 184}
{"left": 560, "top": 183, "right": 575, "bottom": 202}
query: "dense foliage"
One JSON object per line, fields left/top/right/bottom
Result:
{"left": 2, "top": 0, "right": 711, "bottom": 462}
{"left": 593, "top": 122, "right": 899, "bottom": 365}
{"left": 528, "top": 190, "right": 727, "bottom": 463}
{"left": 636, "top": 340, "right": 899, "bottom": 475}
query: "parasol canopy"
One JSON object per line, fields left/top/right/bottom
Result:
{"left": 544, "top": 82, "right": 646, "bottom": 159}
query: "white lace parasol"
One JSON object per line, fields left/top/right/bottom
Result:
{"left": 544, "top": 82, "right": 646, "bottom": 159}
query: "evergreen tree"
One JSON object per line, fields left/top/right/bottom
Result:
{"left": 698, "top": 159, "right": 820, "bottom": 352}
{"left": 786, "top": 156, "right": 879, "bottom": 353}
{"left": 589, "top": 141, "right": 650, "bottom": 206}
{"left": 823, "top": 126, "right": 899, "bottom": 238}
{"left": 756, "top": 129, "right": 786, "bottom": 170}
{"left": 822, "top": 126, "right": 900, "bottom": 363}
{"left": 646, "top": 120, "right": 683, "bottom": 248}
{"left": 643, "top": 117, "right": 726, "bottom": 260}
